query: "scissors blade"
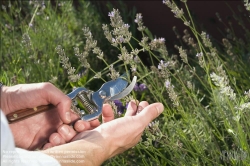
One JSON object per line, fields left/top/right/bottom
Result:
{"left": 93, "top": 73, "right": 129, "bottom": 98}
{"left": 109, "top": 75, "right": 129, "bottom": 97}
{"left": 109, "top": 76, "right": 137, "bottom": 100}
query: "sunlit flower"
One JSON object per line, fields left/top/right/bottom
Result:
{"left": 162, "top": 0, "right": 168, "bottom": 4}
{"left": 165, "top": 80, "right": 171, "bottom": 88}
{"left": 159, "top": 37, "right": 165, "bottom": 43}
{"left": 124, "top": 24, "right": 130, "bottom": 28}
{"left": 108, "top": 11, "right": 115, "bottom": 17}
{"left": 158, "top": 60, "right": 169, "bottom": 69}
{"left": 196, "top": 52, "right": 203, "bottom": 57}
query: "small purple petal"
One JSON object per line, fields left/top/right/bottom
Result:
{"left": 139, "top": 83, "right": 147, "bottom": 91}
{"left": 114, "top": 100, "right": 125, "bottom": 114}
{"left": 133, "top": 83, "right": 140, "bottom": 91}
{"left": 114, "top": 100, "right": 123, "bottom": 106}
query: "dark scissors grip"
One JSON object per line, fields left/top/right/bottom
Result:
{"left": 6, "top": 104, "right": 55, "bottom": 124}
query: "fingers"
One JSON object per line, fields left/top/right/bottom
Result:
{"left": 73, "top": 120, "right": 88, "bottom": 132}
{"left": 89, "top": 120, "right": 101, "bottom": 128}
{"left": 73, "top": 120, "right": 100, "bottom": 132}
{"left": 125, "top": 100, "right": 138, "bottom": 116}
{"left": 47, "top": 124, "right": 77, "bottom": 148}
{"left": 73, "top": 103, "right": 115, "bottom": 131}
{"left": 39, "top": 83, "right": 72, "bottom": 124}
{"left": 73, "top": 103, "right": 114, "bottom": 131}
{"left": 136, "top": 101, "right": 149, "bottom": 114}
{"left": 48, "top": 133, "right": 65, "bottom": 147}
{"left": 102, "top": 104, "right": 114, "bottom": 123}
{"left": 125, "top": 100, "right": 149, "bottom": 116}
{"left": 58, "top": 125, "right": 77, "bottom": 142}
{"left": 42, "top": 143, "right": 53, "bottom": 150}
{"left": 136, "top": 103, "right": 164, "bottom": 124}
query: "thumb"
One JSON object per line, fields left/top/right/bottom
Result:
{"left": 102, "top": 104, "right": 114, "bottom": 123}
{"left": 137, "top": 103, "right": 164, "bottom": 124}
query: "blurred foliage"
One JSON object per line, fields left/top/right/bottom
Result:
{"left": 0, "top": 0, "right": 135, "bottom": 92}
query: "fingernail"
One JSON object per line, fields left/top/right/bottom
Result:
{"left": 59, "top": 125, "right": 69, "bottom": 136}
{"left": 136, "top": 106, "right": 144, "bottom": 114}
{"left": 53, "top": 135, "right": 61, "bottom": 145}
{"left": 131, "top": 100, "right": 138, "bottom": 105}
{"left": 77, "top": 123, "right": 85, "bottom": 131}
{"left": 66, "top": 111, "right": 71, "bottom": 123}
{"left": 156, "top": 103, "right": 164, "bottom": 115}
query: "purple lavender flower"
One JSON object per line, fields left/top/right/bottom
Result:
{"left": 133, "top": 83, "right": 140, "bottom": 91}
{"left": 114, "top": 100, "right": 125, "bottom": 115}
{"left": 134, "top": 83, "right": 147, "bottom": 92}
{"left": 139, "top": 83, "right": 147, "bottom": 91}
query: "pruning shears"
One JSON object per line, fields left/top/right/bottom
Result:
{"left": 7, "top": 74, "right": 137, "bottom": 123}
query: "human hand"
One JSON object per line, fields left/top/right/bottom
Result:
{"left": 42, "top": 103, "right": 115, "bottom": 150}
{"left": 0, "top": 83, "right": 108, "bottom": 150}
{"left": 72, "top": 101, "right": 164, "bottom": 158}
{"left": 42, "top": 101, "right": 164, "bottom": 166}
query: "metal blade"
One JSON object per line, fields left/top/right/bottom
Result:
{"left": 93, "top": 73, "right": 129, "bottom": 99}
{"left": 109, "top": 76, "right": 128, "bottom": 97}
{"left": 109, "top": 76, "right": 137, "bottom": 100}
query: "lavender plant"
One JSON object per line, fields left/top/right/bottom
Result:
{"left": 58, "top": 1, "right": 250, "bottom": 165}
{"left": 2, "top": 0, "right": 250, "bottom": 165}
{"left": 0, "top": 0, "right": 109, "bottom": 91}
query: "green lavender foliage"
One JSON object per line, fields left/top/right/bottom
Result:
{"left": 0, "top": 0, "right": 110, "bottom": 91}
{"left": 96, "top": 1, "right": 249, "bottom": 165}
{"left": 59, "top": 1, "right": 250, "bottom": 163}
{"left": 2, "top": 0, "right": 250, "bottom": 165}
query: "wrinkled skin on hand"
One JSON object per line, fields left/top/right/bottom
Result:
{"left": 1, "top": 83, "right": 101, "bottom": 150}
{"left": 71, "top": 101, "right": 164, "bottom": 158}
{"left": 42, "top": 101, "right": 164, "bottom": 166}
